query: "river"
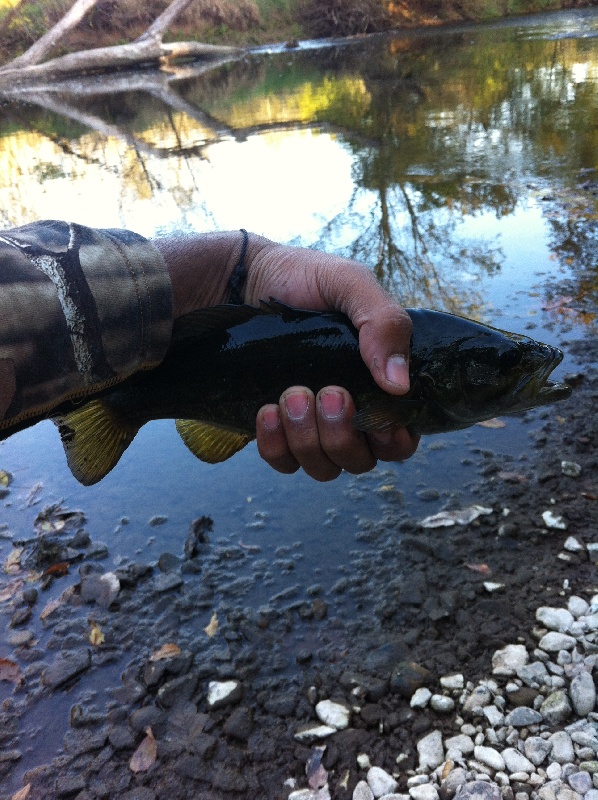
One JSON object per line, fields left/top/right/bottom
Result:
{"left": 0, "top": 8, "right": 597, "bottom": 793}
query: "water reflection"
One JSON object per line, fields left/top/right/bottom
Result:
{"left": 1, "top": 10, "right": 597, "bottom": 323}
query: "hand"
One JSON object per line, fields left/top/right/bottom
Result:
{"left": 244, "top": 239, "right": 420, "bottom": 480}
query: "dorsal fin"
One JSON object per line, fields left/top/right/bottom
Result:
{"left": 53, "top": 400, "right": 139, "bottom": 485}
{"left": 171, "top": 299, "right": 329, "bottom": 343}
{"left": 175, "top": 419, "right": 252, "bottom": 463}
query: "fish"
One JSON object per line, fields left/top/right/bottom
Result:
{"left": 0, "top": 300, "right": 572, "bottom": 485}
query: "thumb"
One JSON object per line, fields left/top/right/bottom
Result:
{"left": 357, "top": 306, "right": 412, "bottom": 396}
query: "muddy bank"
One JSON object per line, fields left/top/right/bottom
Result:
{"left": 0, "top": 329, "right": 595, "bottom": 799}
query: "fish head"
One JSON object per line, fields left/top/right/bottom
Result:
{"left": 412, "top": 312, "right": 572, "bottom": 427}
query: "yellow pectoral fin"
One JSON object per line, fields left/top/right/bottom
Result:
{"left": 54, "top": 400, "right": 138, "bottom": 486}
{"left": 175, "top": 419, "right": 252, "bottom": 464}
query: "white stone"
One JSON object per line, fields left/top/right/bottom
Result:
{"left": 417, "top": 730, "right": 444, "bottom": 771}
{"left": 524, "top": 736, "right": 552, "bottom": 766}
{"left": 538, "top": 632, "right": 577, "bottom": 652}
{"left": 463, "top": 685, "right": 493, "bottom": 715}
{"left": 357, "top": 754, "right": 372, "bottom": 769}
{"left": 569, "top": 671, "right": 596, "bottom": 717}
{"left": 316, "top": 699, "right": 351, "bottom": 730}
{"left": 474, "top": 746, "right": 505, "bottom": 772}
{"left": 509, "top": 772, "right": 531, "bottom": 782}
{"left": 430, "top": 695, "right": 455, "bottom": 713}
{"left": 561, "top": 460, "right": 582, "bottom": 477}
{"left": 548, "top": 731, "right": 575, "bottom": 764}
{"left": 564, "top": 538, "right": 584, "bottom": 553}
{"left": 502, "top": 747, "right": 535, "bottom": 774}
{"left": 289, "top": 790, "right": 315, "bottom": 800}
{"left": 505, "top": 707, "right": 543, "bottom": 726}
{"left": 492, "top": 644, "right": 528, "bottom": 676}
{"left": 482, "top": 705, "right": 504, "bottom": 727}
{"left": 542, "top": 510, "right": 568, "bottom": 530}
{"left": 588, "top": 544, "right": 598, "bottom": 564}
{"left": 411, "top": 688, "right": 433, "bottom": 708}
{"left": 440, "top": 767, "right": 468, "bottom": 797}
{"left": 206, "top": 679, "right": 241, "bottom": 708}
{"left": 445, "top": 735, "right": 475, "bottom": 756}
{"left": 409, "top": 786, "right": 439, "bottom": 800}
{"left": 536, "top": 607, "right": 574, "bottom": 633}
{"left": 568, "top": 772, "right": 592, "bottom": 794}
{"left": 568, "top": 596, "right": 590, "bottom": 617}
{"left": 294, "top": 723, "right": 337, "bottom": 742}
{"left": 368, "top": 766, "right": 399, "bottom": 798}
{"left": 354, "top": 781, "right": 375, "bottom": 800}
{"left": 440, "top": 674, "right": 465, "bottom": 691}
{"left": 518, "top": 661, "right": 550, "bottom": 689}
{"left": 484, "top": 583, "right": 505, "bottom": 593}
{"left": 407, "top": 776, "right": 429, "bottom": 788}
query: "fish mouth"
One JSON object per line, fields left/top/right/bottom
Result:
{"left": 513, "top": 347, "right": 572, "bottom": 409}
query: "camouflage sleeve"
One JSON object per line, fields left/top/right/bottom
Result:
{"left": 0, "top": 220, "right": 172, "bottom": 430}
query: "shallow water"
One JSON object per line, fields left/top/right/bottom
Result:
{"left": 0, "top": 9, "right": 597, "bottom": 788}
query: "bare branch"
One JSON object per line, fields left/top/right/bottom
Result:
{"left": 2, "top": 0, "right": 101, "bottom": 70}
{"left": 136, "top": 0, "right": 198, "bottom": 42}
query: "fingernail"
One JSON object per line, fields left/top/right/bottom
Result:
{"left": 285, "top": 391, "right": 309, "bottom": 421}
{"left": 320, "top": 390, "right": 344, "bottom": 420}
{"left": 386, "top": 354, "right": 409, "bottom": 389}
{"left": 262, "top": 406, "right": 280, "bottom": 431}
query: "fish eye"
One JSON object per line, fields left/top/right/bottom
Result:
{"left": 499, "top": 349, "right": 522, "bottom": 373}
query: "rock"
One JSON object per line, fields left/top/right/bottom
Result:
{"left": 568, "top": 596, "right": 590, "bottom": 617}
{"left": 492, "top": 645, "right": 528, "bottom": 676}
{"left": 410, "top": 786, "right": 440, "bottom": 800}
{"left": 542, "top": 511, "right": 568, "bottom": 530}
{"left": 390, "top": 662, "right": 432, "bottom": 697}
{"left": 411, "top": 688, "right": 433, "bottom": 708}
{"left": 517, "top": 661, "right": 550, "bottom": 689}
{"left": 523, "top": 736, "right": 552, "bottom": 766}
{"left": 502, "top": 748, "right": 535, "bottom": 774}
{"left": 535, "top": 607, "right": 574, "bottom": 633}
{"left": 454, "top": 781, "right": 501, "bottom": 800}
{"left": 294, "top": 724, "right": 336, "bottom": 742}
{"left": 561, "top": 461, "right": 581, "bottom": 477}
{"left": 41, "top": 650, "right": 91, "bottom": 689}
{"left": 569, "top": 671, "right": 596, "bottom": 716}
{"left": 430, "top": 695, "right": 455, "bottom": 713}
{"left": 546, "top": 763, "right": 562, "bottom": 781}
{"left": 505, "top": 706, "right": 543, "bottom": 726}
{"left": 316, "top": 699, "right": 351, "bottom": 730}
{"left": 440, "top": 674, "right": 465, "bottom": 691}
{"left": 474, "top": 745, "right": 505, "bottom": 771}
{"left": 417, "top": 730, "right": 444, "bottom": 770}
{"left": 153, "top": 572, "right": 183, "bottom": 593}
{"left": 482, "top": 705, "right": 504, "bottom": 727}
{"left": 548, "top": 732, "right": 575, "bottom": 763}
{"left": 540, "top": 690, "right": 572, "bottom": 725}
{"left": 539, "top": 632, "right": 577, "bottom": 652}
{"left": 368, "top": 766, "right": 399, "bottom": 797}
{"left": 223, "top": 706, "right": 253, "bottom": 741}
{"left": 439, "top": 767, "right": 468, "bottom": 800}
{"left": 445, "top": 735, "right": 475, "bottom": 756}
{"left": 564, "top": 538, "right": 584, "bottom": 554}
{"left": 568, "top": 772, "right": 592, "bottom": 794}
{"left": 157, "top": 673, "right": 197, "bottom": 709}
{"left": 463, "top": 685, "right": 493, "bottom": 714}
{"left": 354, "top": 782, "right": 375, "bottom": 800}
{"left": 206, "top": 680, "right": 242, "bottom": 710}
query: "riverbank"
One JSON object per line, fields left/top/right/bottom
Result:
{"left": 1, "top": 0, "right": 596, "bottom": 61}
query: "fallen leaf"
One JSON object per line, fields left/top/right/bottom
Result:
{"left": 542, "top": 295, "right": 573, "bottom": 311}
{"left": 0, "top": 657, "right": 23, "bottom": 685}
{"left": 498, "top": 471, "right": 527, "bottom": 483}
{"left": 0, "top": 578, "right": 24, "bottom": 603}
{"left": 204, "top": 611, "right": 219, "bottom": 637}
{"left": 40, "top": 596, "right": 62, "bottom": 621}
{"left": 420, "top": 506, "right": 493, "bottom": 528}
{"left": 42, "top": 562, "right": 69, "bottom": 578}
{"left": 582, "top": 492, "right": 596, "bottom": 501}
{"left": 476, "top": 418, "right": 506, "bottom": 429}
{"left": 150, "top": 643, "right": 181, "bottom": 661}
{"left": 129, "top": 727, "right": 157, "bottom": 773}
{"left": 12, "top": 785, "right": 31, "bottom": 800}
{"left": 465, "top": 563, "right": 492, "bottom": 575}
{"left": 89, "top": 621, "right": 105, "bottom": 647}
{"left": 4, "top": 548, "right": 23, "bottom": 574}
{"left": 0, "top": 470, "right": 12, "bottom": 487}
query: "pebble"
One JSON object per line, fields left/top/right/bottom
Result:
{"left": 524, "top": 736, "right": 552, "bottom": 766}
{"left": 540, "top": 690, "right": 572, "bottom": 725}
{"left": 294, "top": 724, "right": 337, "bottom": 743}
{"left": 454, "top": 782, "right": 501, "bottom": 800}
{"left": 502, "top": 748, "right": 535, "bottom": 774}
{"left": 536, "top": 607, "right": 574, "bottom": 633}
{"left": 410, "top": 785, "right": 439, "bottom": 800}
{"left": 569, "top": 672, "right": 596, "bottom": 717}
{"left": 206, "top": 680, "right": 242, "bottom": 709}
{"left": 367, "top": 766, "right": 398, "bottom": 797}
{"left": 315, "top": 699, "right": 351, "bottom": 730}
{"left": 538, "top": 632, "right": 577, "bottom": 652}
{"left": 474, "top": 746, "right": 506, "bottom": 772}
{"left": 482, "top": 705, "right": 504, "bottom": 727}
{"left": 445, "top": 735, "right": 475, "bottom": 755}
{"left": 518, "top": 661, "right": 550, "bottom": 688}
{"left": 549, "top": 732, "right": 575, "bottom": 764}
{"left": 492, "top": 645, "right": 528, "bottom": 676}
{"left": 568, "top": 772, "right": 593, "bottom": 794}
{"left": 440, "top": 674, "right": 465, "bottom": 691}
{"left": 431, "top": 695, "right": 455, "bottom": 713}
{"left": 411, "top": 688, "right": 433, "bottom": 708}
{"left": 542, "top": 511, "right": 568, "bottom": 530}
{"left": 354, "top": 782, "right": 375, "bottom": 800}
{"left": 418, "top": 730, "right": 444, "bottom": 770}
{"left": 505, "top": 707, "right": 544, "bottom": 726}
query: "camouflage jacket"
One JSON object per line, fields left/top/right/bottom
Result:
{"left": 0, "top": 220, "right": 172, "bottom": 432}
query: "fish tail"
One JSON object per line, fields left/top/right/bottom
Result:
{"left": 54, "top": 399, "right": 138, "bottom": 485}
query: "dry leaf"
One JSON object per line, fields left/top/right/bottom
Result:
{"left": 420, "top": 506, "right": 493, "bottom": 528}
{"left": 150, "top": 643, "right": 181, "bottom": 661}
{"left": 0, "top": 470, "right": 12, "bottom": 487}
{"left": 465, "top": 563, "right": 492, "bottom": 575}
{"left": 0, "top": 578, "right": 24, "bottom": 603}
{"left": 129, "top": 727, "right": 157, "bottom": 773}
{"left": 12, "top": 785, "right": 31, "bottom": 800}
{"left": 204, "top": 611, "right": 219, "bottom": 637}
{"left": 89, "top": 621, "right": 105, "bottom": 647}
{"left": 0, "top": 657, "right": 23, "bottom": 685}
{"left": 40, "top": 585, "right": 76, "bottom": 621}
{"left": 4, "top": 547, "right": 23, "bottom": 574}
{"left": 476, "top": 418, "right": 506, "bottom": 429}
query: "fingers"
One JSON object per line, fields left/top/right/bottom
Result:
{"left": 256, "top": 386, "right": 420, "bottom": 480}
{"left": 257, "top": 386, "right": 377, "bottom": 481}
